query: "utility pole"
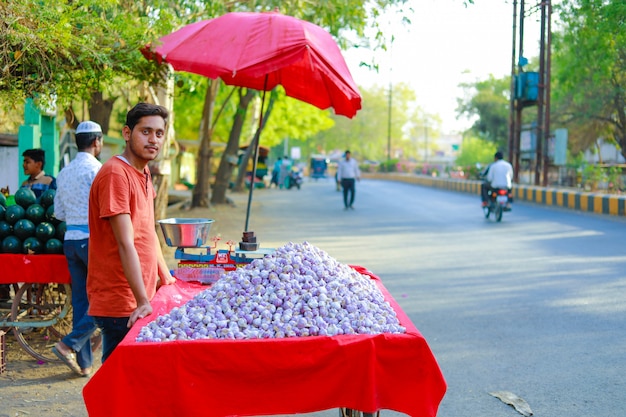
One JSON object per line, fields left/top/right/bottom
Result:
{"left": 514, "top": 0, "right": 526, "bottom": 184}
{"left": 511, "top": 0, "right": 551, "bottom": 186}
{"left": 542, "top": 1, "right": 552, "bottom": 187}
{"left": 535, "top": 0, "right": 547, "bottom": 185}
{"left": 535, "top": 0, "right": 552, "bottom": 186}
{"left": 424, "top": 121, "right": 429, "bottom": 164}
{"left": 508, "top": 0, "right": 518, "bottom": 181}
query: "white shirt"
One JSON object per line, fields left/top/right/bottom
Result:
{"left": 337, "top": 157, "right": 361, "bottom": 180}
{"left": 54, "top": 152, "right": 102, "bottom": 240}
{"left": 486, "top": 159, "right": 513, "bottom": 188}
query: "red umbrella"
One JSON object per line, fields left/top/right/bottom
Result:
{"left": 144, "top": 11, "right": 362, "bottom": 118}
{"left": 144, "top": 11, "right": 362, "bottom": 231}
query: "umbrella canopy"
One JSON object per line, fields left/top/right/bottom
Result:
{"left": 143, "top": 11, "right": 362, "bottom": 118}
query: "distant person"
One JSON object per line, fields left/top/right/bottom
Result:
{"left": 482, "top": 151, "right": 513, "bottom": 208}
{"left": 336, "top": 150, "right": 361, "bottom": 209}
{"left": 51, "top": 121, "right": 103, "bottom": 377}
{"left": 271, "top": 157, "right": 282, "bottom": 188}
{"left": 278, "top": 156, "right": 291, "bottom": 189}
{"left": 21, "top": 148, "right": 56, "bottom": 198}
{"left": 87, "top": 103, "right": 175, "bottom": 363}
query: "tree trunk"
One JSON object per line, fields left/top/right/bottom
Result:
{"left": 211, "top": 88, "right": 256, "bottom": 204}
{"left": 192, "top": 79, "right": 220, "bottom": 208}
{"left": 234, "top": 144, "right": 255, "bottom": 192}
{"left": 152, "top": 173, "right": 169, "bottom": 221}
{"left": 88, "top": 92, "right": 116, "bottom": 134}
{"left": 233, "top": 89, "right": 278, "bottom": 192}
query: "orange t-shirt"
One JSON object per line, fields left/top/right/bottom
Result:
{"left": 87, "top": 156, "right": 158, "bottom": 318}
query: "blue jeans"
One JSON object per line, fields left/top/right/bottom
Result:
{"left": 93, "top": 316, "right": 130, "bottom": 363}
{"left": 341, "top": 178, "right": 356, "bottom": 208}
{"left": 62, "top": 239, "right": 97, "bottom": 369}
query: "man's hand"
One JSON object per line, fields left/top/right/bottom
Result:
{"left": 128, "top": 302, "right": 153, "bottom": 328}
{"left": 158, "top": 270, "right": 176, "bottom": 288}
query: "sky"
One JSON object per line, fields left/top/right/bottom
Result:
{"left": 343, "top": 0, "right": 543, "bottom": 133}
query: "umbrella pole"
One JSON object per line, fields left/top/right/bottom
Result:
{"left": 244, "top": 76, "right": 269, "bottom": 232}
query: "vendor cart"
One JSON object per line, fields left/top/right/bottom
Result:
{"left": 0, "top": 254, "right": 73, "bottom": 362}
{"left": 0, "top": 254, "right": 101, "bottom": 363}
{"left": 83, "top": 268, "right": 446, "bottom": 417}
{"left": 84, "top": 221, "right": 446, "bottom": 416}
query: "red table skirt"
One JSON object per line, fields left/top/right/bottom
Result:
{"left": 0, "top": 254, "right": 71, "bottom": 284}
{"left": 83, "top": 266, "right": 446, "bottom": 417}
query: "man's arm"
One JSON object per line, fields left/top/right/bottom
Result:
{"left": 109, "top": 213, "right": 152, "bottom": 328}
{"left": 53, "top": 191, "right": 66, "bottom": 221}
{"left": 486, "top": 164, "right": 495, "bottom": 183}
{"left": 156, "top": 232, "right": 175, "bottom": 287}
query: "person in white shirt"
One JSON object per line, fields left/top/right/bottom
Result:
{"left": 51, "top": 121, "right": 103, "bottom": 377}
{"left": 482, "top": 151, "right": 513, "bottom": 207}
{"left": 336, "top": 150, "right": 361, "bottom": 209}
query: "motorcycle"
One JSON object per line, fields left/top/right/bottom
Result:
{"left": 483, "top": 187, "right": 512, "bottom": 222}
{"left": 287, "top": 168, "right": 304, "bottom": 190}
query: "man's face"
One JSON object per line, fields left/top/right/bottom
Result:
{"left": 23, "top": 157, "right": 42, "bottom": 176}
{"left": 94, "top": 137, "right": 103, "bottom": 159}
{"left": 122, "top": 115, "right": 166, "bottom": 162}
{"left": 345, "top": 152, "right": 351, "bottom": 160}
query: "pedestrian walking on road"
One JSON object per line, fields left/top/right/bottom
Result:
{"left": 336, "top": 150, "right": 360, "bottom": 209}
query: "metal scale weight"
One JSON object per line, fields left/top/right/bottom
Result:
{"left": 158, "top": 218, "right": 273, "bottom": 284}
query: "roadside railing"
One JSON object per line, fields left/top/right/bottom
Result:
{"left": 363, "top": 172, "right": 626, "bottom": 217}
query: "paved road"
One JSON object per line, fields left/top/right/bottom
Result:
{"left": 242, "top": 177, "right": 626, "bottom": 417}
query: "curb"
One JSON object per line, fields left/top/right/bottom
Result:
{"left": 363, "top": 172, "right": 626, "bottom": 217}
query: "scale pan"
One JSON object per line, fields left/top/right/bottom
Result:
{"left": 158, "top": 218, "right": 215, "bottom": 247}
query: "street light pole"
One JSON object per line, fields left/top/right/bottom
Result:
{"left": 387, "top": 78, "right": 392, "bottom": 172}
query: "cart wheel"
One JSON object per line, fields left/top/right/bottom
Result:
{"left": 1, "top": 284, "right": 20, "bottom": 332}
{"left": 339, "top": 408, "right": 380, "bottom": 417}
{"left": 10, "top": 283, "right": 73, "bottom": 363}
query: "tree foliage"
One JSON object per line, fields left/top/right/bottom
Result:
{"left": 305, "top": 82, "right": 420, "bottom": 162}
{"left": 0, "top": 1, "right": 168, "bottom": 111}
{"left": 552, "top": 0, "right": 626, "bottom": 158}
{"left": 456, "top": 74, "right": 511, "bottom": 148}
{"left": 455, "top": 135, "right": 496, "bottom": 167}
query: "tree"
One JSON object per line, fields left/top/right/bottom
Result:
{"left": 172, "top": 0, "right": 413, "bottom": 207}
{"left": 307, "top": 82, "right": 420, "bottom": 162}
{"left": 211, "top": 88, "right": 256, "bottom": 204}
{"left": 0, "top": 1, "right": 167, "bottom": 116}
{"left": 456, "top": 74, "right": 511, "bottom": 149}
{"left": 455, "top": 135, "right": 497, "bottom": 167}
{"left": 552, "top": 0, "right": 626, "bottom": 159}
{"left": 2, "top": 0, "right": 414, "bottom": 210}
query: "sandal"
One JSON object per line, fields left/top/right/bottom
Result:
{"left": 52, "top": 346, "right": 82, "bottom": 376}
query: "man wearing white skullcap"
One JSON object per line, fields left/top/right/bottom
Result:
{"left": 51, "top": 121, "right": 103, "bottom": 377}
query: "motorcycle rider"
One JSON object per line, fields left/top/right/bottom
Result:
{"left": 481, "top": 151, "right": 513, "bottom": 209}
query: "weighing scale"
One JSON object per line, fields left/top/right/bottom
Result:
{"left": 158, "top": 218, "right": 273, "bottom": 284}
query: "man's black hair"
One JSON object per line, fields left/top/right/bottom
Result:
{"left": 125, "top": 103, "right": 169, "bottom": 131}
{"left": 75, "top": 132, "right": 102, "bottom": 151}
{"left": 22, "top": 149, "right": 45, "bottom": 168}
{"left": 494, "top": 151, "right": 504, "bottom": 160}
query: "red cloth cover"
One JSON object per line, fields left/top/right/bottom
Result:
{"left": 0, "top": 254, "right": 71, "bottom": 284}
{"left": 83, "top": 266, "right": 446, "bottom": 417}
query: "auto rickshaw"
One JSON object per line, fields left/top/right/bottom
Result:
{"left": 239, "top": 145, "right": 270, "bottom": 188}
{"left": 309, "top": 154, "right": 328, "bottom": 180}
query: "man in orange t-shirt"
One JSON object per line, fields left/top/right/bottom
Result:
{"left": 87, "top": 103, "right": 175, "bottom": 362}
